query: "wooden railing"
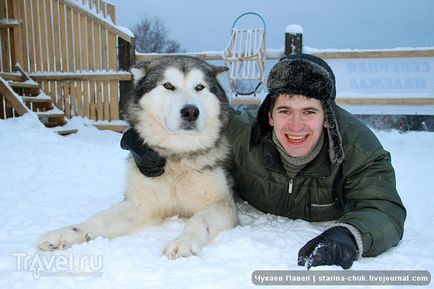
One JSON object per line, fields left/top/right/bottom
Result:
{"left": 0, "top": 0, "right": 133, "bottom": 122}
{"left": 136, "top": 48, "right": 434, "bottom": 61}
{"left": 31, "top": 71, "right": 131, "bottom": 120}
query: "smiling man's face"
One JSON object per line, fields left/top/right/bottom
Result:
{"left": 268, "top": 94, "right": 326, "bottom": 158}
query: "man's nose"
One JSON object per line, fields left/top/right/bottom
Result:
{"left": 287, "top": 113, "right": 304, "bottom": 131}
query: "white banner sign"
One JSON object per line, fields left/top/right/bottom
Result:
{"left": 327, "top": 57, "right": 434, "bottom": 97}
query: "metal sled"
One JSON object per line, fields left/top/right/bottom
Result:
{"left": 223, "top": 12, "right": 266, "bottom": 106}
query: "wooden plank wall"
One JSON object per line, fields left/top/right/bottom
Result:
{"left": 1, "top": 0, "right": 123, "bottom": 121}
{"left": 0, "top": 0, "right": 16, "bottom": 73}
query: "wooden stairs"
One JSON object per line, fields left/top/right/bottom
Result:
{"left": 0, "top": 64, "right": 77, "bottom": 135}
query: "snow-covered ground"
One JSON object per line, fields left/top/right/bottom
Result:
{"left": 0, "top": 114, "right": 433, "bottom": 289}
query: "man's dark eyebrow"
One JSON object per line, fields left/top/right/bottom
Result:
{"left": 275, "top": 105, "right": 289, "bottom": 110}
{"left": 303, "top": 106, "right": 321, "bottom": 111}
{"left": 275, "top": 105, "right": 321, "bottom": 111}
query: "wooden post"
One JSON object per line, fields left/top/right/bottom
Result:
{"left": 284, "top": 24, "right": 303, "bottom": 56}
{"left": 118, "top": 36, "right": 135, "bottom": 119}
{"left": 8, "top": 0, "right": 18, "bottom": 70}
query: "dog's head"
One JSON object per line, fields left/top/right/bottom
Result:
{"left": 127, "top": 56, "right": 229, "bottom": 156}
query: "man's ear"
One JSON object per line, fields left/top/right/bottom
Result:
{"left": 268, "top": 112, "right": 274, "bottom": 126}
{"left": 130, "top": 62, "right": 151, "bottom": 85}
{"left": 324, "top": 120, "right": 328, "bottom": 128}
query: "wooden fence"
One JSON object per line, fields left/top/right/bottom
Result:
{"left": 0, "top": 0, "right": 134, "bottom": 122}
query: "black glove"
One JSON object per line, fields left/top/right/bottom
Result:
{"left": 298, "top": 226, "right": 357, "bottom": 270}
{"left": 120, "top": 128, "right": 166, "bottom": 177}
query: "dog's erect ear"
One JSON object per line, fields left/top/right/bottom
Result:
{"left": 212, "top": 65, "right": 229, "bottom": 75}
{"left": 130, "top": 62, "right": 151, "bottom": 85}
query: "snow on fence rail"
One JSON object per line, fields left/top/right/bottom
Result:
{"left": 0, "top": 0, "right": 133, "bottom": 122}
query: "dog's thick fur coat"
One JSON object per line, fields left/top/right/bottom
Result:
{"left": 37, "top": 56, "right": 238, "bottom": 258}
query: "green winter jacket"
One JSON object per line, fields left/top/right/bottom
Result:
{"left": 228, "top": 105, "right": 406, "bottom": 257}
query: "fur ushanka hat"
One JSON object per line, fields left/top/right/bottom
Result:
{"left": 252, "top": 53, "right": 344, "bottom": 164}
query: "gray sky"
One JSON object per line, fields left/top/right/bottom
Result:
{"left": 108, "top": 0, "right": 434, "bottom": 52}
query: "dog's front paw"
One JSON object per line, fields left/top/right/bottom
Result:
{"left": 163, "top": 237, "right": 203, "bottom": 259}
{"left": 36, "top": 226, "right": 89, "bottom": 251}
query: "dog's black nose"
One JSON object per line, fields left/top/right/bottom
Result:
{"left": 180, "top": 105, "right": 199, "bottom": 122}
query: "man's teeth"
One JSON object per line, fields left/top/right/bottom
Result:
{"left": 286, "top": 135, "right": 306, "bottom": 142}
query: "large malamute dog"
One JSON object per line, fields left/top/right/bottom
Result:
{"left": 37, "top": 56, "right": 238, "bottom": 258}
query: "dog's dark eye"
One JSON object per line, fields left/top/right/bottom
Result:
{"left": 195, "top": 84, "right": 205, "bottom": 91}
{"left": 163, "top": 82, "right": 175, "bottom": 91}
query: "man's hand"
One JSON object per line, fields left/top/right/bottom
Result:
{"left": 120, "top": 128, "right": 166, "bottom": 177}
{"left": 298, "top": 226, "right": 357, "bottom": 270}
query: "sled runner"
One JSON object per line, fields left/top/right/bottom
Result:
{"left": 223, "top": 12, "right": 266, "bottom": 106}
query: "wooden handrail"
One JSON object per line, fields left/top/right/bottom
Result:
{"left": 30, "top": 72, "right": 132, "bottom": 81}
{"left": 0, "top": 72, "right": 23, "bottom": 82}
{"left": 135, "top": 49, "right": 434, "bottom": 62}
{"left": 336, "top": 97, "right": 434, "bottom": 105}
{"left": 0, "top": 77, "right": 30, "bottom": 115}
{"left": 317, "top": 49, "right": 434, "bottom": 59}
{"left": 136, "top": 52, "right": 224, "bottom": 62}
{"left": 0, "top": 18, "right": 21, "bottom": 28}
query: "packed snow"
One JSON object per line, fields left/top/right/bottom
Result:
{"left": 0, "top": 113, "right": 433, "bottom": 288}
{"left": 285, "top": 24, "right": 303, "bottom": 34}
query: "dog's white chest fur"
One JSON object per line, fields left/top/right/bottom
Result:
{"left": 126, "top": 158, "right": 230, "bottom": 218}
